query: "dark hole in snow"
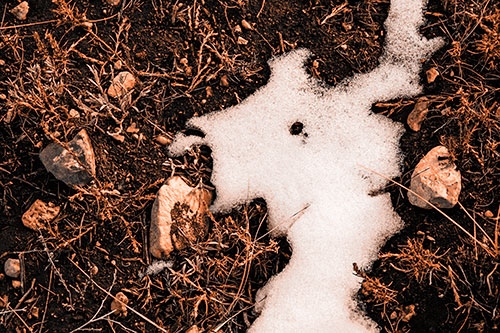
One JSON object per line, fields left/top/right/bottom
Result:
{"left": 182, "top": 128, "right": 205, "bottom": 138}
{"left": 290, "top": 122, "right": 304, "bottom": 135}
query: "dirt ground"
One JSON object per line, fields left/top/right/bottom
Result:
{"left": 0, "top": 0, "right": 499, "bottom": 332}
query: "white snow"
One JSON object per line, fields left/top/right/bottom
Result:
{"left": 168, "top": 0, "right": 443, "bottom": 331}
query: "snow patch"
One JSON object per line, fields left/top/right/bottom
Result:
{"left": 168, "top": 0, "right": 443, "bottom": 331}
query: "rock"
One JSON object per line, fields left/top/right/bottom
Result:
{"left": 485, "top": 210, "right": 494, "bottom": 218}
{"left": 4, "top": 259, "right": 20, "bottom": 278}
{"left": 11, "top": 280, "right": 21, "bottom": 289}
{"left": 0, "top": 59, "right": 5, "bottom": 66}
{"left": 237, "top": 36, "right": 249, "bottom": 45}
{"left": 426, "top": 67, "right": 439, "bottom": 83}
{"left": 106, "top": 0, "right": 122, "bottom": 6}
{"left": 10, "top": 1, "right": 29, "bottom": 20}
{"left": 126, "top": 122, "right": 140, "bottom": 133}
{"left": 0, "top": 295, "right": 8, "bottom": 308}
{"left": 150, "top": 176, "right": 212, "bottom": 258}
{"left": 111, "top": 292, "right": 128, "bottom": 316}
{"left": 40, "top": 129, "right": 96, "bottom": 186}
{"left": 108, "top": 71, "right": 136, "bottom": 98}
{"left": 407, "top": 97, "right": 430, "bottom": 131}
{"left": 69, "top": 109, "right": 80, "bottom": 118}
{"left": 22, "top": 200, "right": 60, "bottom": 231}
{"left": 114, "top": 59, "right": 123, "bottom": 70}
{"left": 241, "top": 19, "right": 253, "bottom": 30}
{"left": 408, "top": 146, "right": 461, "bottom": 209}
{"left": 186, "top": 325, "right": 199, "bottom": 333}
{"left": 220, "top": 75, "right": 229, "bottom": 87}
{"left": 155, "top": 135, "right": 171, "bottom": 146}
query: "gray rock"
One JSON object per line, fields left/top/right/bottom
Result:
{"left": 40, "top": 129, "right": 96, "bottom": 186}
{"left": 408, "top": 146, "right": 461, "bottom": 209}
{"left": 4, "top": 259, "right": 20, "bottom": 279}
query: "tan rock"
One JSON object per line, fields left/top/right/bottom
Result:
{"left": 186, "top": 325, "right": 199, "bottom": 333}
{"left": 407, "top": 97, "right": 429, "bottom": 131}
{"left": 155, "top": 135, "right": 171, "bottom": 146}
{"left": 11, "top": 280, "right": 21, "bottom": 289}
{"left": 408, "top": 146, "right": 461, "bottom": 209}
{"left": 10, "top": 1, "right": 29, "bottom": 20}
{"left": 111, "top": 292, "right": 128, "bottom": 316}
{"left": 426, "top": 67, "right": 439, "bottom": 83}
{"left": 22, "top": 200, "right": 60, "bottom": 231}
{"left": 150, "top": 176, "right": 212, "bottom": 258}
{"left": 40, "top": 129, "right": 96, "bottom": 186}
{"left": 4, "top": 259, "right": 20, "bottom": 278}
{"left": 0, "top": 295, "right": 8, "bottom": 308}
{"left": 241, "top": 19, "right": 253, "bottom": 30}
{"left": 106, "top": 0, "right": 122, "bottom": 6}
{"left": 108, "top": 71, "right": 136, "bottom": 98}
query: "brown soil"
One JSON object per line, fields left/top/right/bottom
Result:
{"left": 1, "top": 0, "right": 499, "bottom": 332}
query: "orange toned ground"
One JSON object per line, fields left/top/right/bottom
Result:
{"left": 0, "top": 0, "right": 499, "bottom": 331}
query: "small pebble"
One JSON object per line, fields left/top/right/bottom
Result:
{"left": 114, "top": 60, "right": 123, "bottom": 70}
{"left": 0, "top": 295, "right": 8, "bottom": 308}
{"left": 108, "top": 71, "right": 136, "bottom": 98}
{"left": 241, "top": 19, "right": 253, "bottom": 30}
{"left": 111, "top": 292, "right": 129, "bottom": 316}
{"left": 234, "top": 25, "right": 242, "bottom": 34}
{"left": 237, "top": 36, "right": 249, "bottom": 45}
{"left": 485, "top": 210, "right": 494, "bottom": 218}
{"left": 69, "top": 109, "right": 80, "bottom": 118}
{"left": 220, "top": 75, "right": 229, "bottom": 87}
{"left": 426, "top": 67, "right": 439, "bottom": 83}
{"left": 186, "top": 325, "right": 199, "bottom": 333}
{"left": 0, "top": 93, "right": 6, "bottom": 100}
{"left": 107, "top": 0, "right": 121, "bottom": 6}
{"left": 126, "top": 122, "right": 140, "bottom": 133}
{"left": 155, "top": 135, "right": 171, "bottom": 146}
{"left": 10, "top": 1, "right": 29, "bottom": 21}
{"left": 12, "top": 280, "right": 21, "bottom": 289}
{"left": 0, "top": 59, "right": 5, "bottom": 66}
{"left": 4, "top": 258, "right": 20, "bottom": 278}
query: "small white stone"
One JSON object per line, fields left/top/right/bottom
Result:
{"left": 4, "top": 259, "right": 20, "bottom": 278}
{"left": 10, "top": 1, "right": 29, "bottom": 21}
{"left": 408, "top": 146, "right": 461, "bottom": 209}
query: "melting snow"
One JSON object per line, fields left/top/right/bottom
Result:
{"left": 168, "top": 0, "right": 443, "bottom": 331}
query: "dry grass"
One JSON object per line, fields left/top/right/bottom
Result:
{"left": 0, "top": 0, "right": 499, "bottom": 331}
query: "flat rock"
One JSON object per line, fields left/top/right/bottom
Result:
{"left": 4, "top": 259, "right": 20, "bottom": 278}
{"left": 408, "top": 146, "right": 461, "bottom": 209}
{"left": 22, "top": 200, "right": 60, "bottom": 231}
{"left": 426, "top": 67, "right": 439, "bottom": 83}
{"left": 407, "top": 97, "right": 429, "bottom": 131}
{"left": 10, "top": 1, "right": 29, "bottom": 20}
{"left": 150, "top": 176, "right": 212, "bottom": 259}
{"left": 40, "top": 129, "right": 96, "bottom": 186}
{"left": 108, "top": 71, "right": 136, "bottom": 98}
